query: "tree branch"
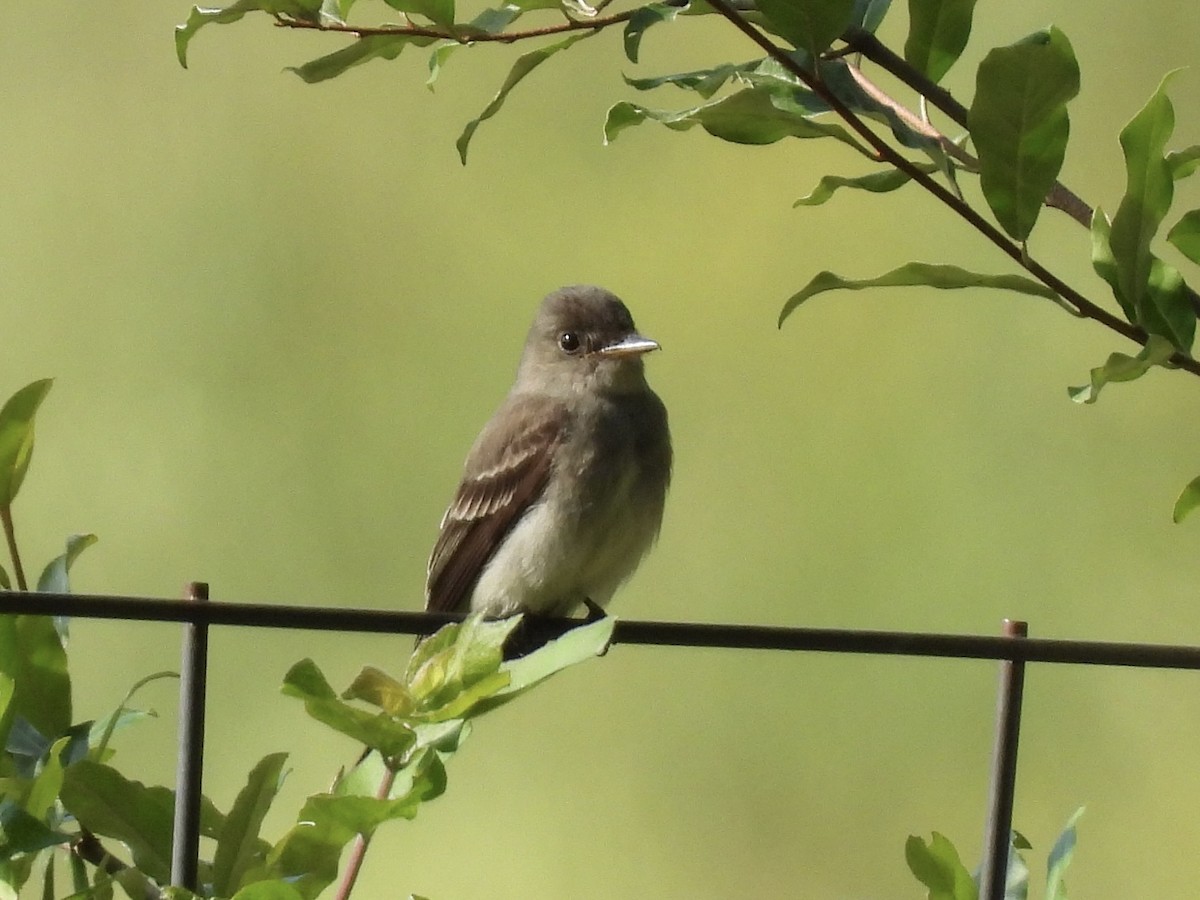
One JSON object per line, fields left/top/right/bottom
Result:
{"left": 274, "top": 8, "right": 638, "bottom": 44}
{"left": 704, "top": 0, "right": 1200, "bottom": 375}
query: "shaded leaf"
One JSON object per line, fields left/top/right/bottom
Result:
{"left": 779, "top": 262, "right": 1061, "bottom": 325}
{"left": 288, "top": 34, "right": 433, "bottom": 84}
{"left": 213, "top": 753, "right": 288, "bottom": 896}
{"left": 175, "top": 0, "right": 323, "bottom": 68}
{"left": 381, "top": 0, "right": 454, "bottom": 27}
{"left": 969, "top": 27, "right": 1079, "bottom": 241}
{"left": 1173, "top": 475, "right": 1200, "bottom": 524}
{"left": 458, "top": 32, "right": 593, "bottom": 163}
{"left": 1068, "top": 335, "right": 1175, "bottom": 404}
{"left": 624, "top": 2, "right": 686, "bottom": 63}
{"left": 9, "top": 616, "right": 71, "bottom": 742}
{"left": 1004, "top": 830, "right": 1030, "bottom": 900}
{"left": 1109, "top": 71, "right": 1195, "bottom": 349}
{"left": 36, "top": 533, "right": 97, "bottom": 595}
{"left": 624, "top": 64, "right": 748, "bottom": 99}
{"left": 853, "top": 0, "right": 892, "bottom": 33}
{"left": 1167, "top": 209, "right": 1200, "bottom": 265}
{"left": 0, "top": 801, "right": 70, "bottom": 855}
{"left": 794, "top": 165, "right": 934, "bottom": 206}
{"left": 905, "top": 832, "right": 978, "bottom": 900}
{"left": 757, "top": 0, "right": 855, "bottom": 57}
{"left": 59, "top": 762, "right": 222, "bottom": 884}
{"left": 1045, "top": 807, "right": 1085, "bottom": 900}
{"left": 89, "top": 670, "right": 176, "bottom": 761}
{"left": 904, "top": 0, "right": 978, "bottom": 83}
{"left": 0, "top": 379, "right": 53, "bottom": 508}
{"left": 605, "top": 88, "right": 870, "bottom": 156}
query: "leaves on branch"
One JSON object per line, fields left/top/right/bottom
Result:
{"left": 756, "top": 0, "right": 855, "bottom": 59}
{"left": 1067, "top": 334, "right": 1175, "bottom": 404}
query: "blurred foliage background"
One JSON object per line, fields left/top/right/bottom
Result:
{"left": 3, "top": 0, "right": 1200, "bottom": 895}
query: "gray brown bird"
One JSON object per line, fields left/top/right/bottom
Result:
{"left": 425, "top": 285, "right": 671, "bottom": 623}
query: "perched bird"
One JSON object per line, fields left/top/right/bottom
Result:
{"left": 426, "top": 285, "right": 671, "bottom": 627}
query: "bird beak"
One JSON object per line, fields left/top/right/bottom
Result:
{"left": 599, "top": 334, "right": 660, "bottom": 358}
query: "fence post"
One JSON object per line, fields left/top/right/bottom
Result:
{"left": 171, "top": 581, "right": 210, "bottom": 891}
{"left": 979, "top": 618, "right": 1028, "bottom": 900}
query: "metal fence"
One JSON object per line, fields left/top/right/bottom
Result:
{"left": 6, "top": 585, "right": 1200, "bottom": 899}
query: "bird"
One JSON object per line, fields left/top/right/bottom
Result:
{"left": 425, "top": 285, "right": 671, "bottom": 634}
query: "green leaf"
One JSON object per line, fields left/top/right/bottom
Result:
{"left": 382, "top": 0, "right": 455, "bottom": 27}
{"left": 0, "top": 801, "right": 71, "bottom": 855}
{"left": 969, "top": 27, "right": 1079, "bottom": 241}
{"left": 24, "top": 736, "right": 69, "bottom": 820}
{"left": 1090, "top": 208, "right": 1129, "bottom": 317}
{"left": 1068, "top": 334, "right": 1175, "bottom": 404}
{"left": 905, "top": 832, "right": 978, "bottom": 900}
{"left": 343, "top": 666, "right": 413, "bottom": 716}
{"left": 175, "top": 0, "right": 323, "bottom": 68}
{"left": 287, "top": 34, "right": 432, "bottom": 84}
{"left": 1173, "top": 475, "right": 1200, "bottom": 523}
{"left": 904, "top": 0, "right": 978, "bottom": 83}
{"left": 475, "top": 616, "right": 614, "bottom": 714}
{"left": 1045, "top": 807, "right": 1085, "bottom": 900}
{"left": 1167, "top": 145, "right": 1200, "bottom": 181}
{"left": 624, "top": 63, "right": 756, "bottom": 100}
{"left": 213, "top": 753, "right": 288, "bottom": 896}
{"left": 0, "top": 379, "right": 53, "bottom": 508}
{"left": 36, "top": 533, "right": 97, "bottom": 595}
{"left": 59, "top": 762, "right": 222, "bottom": 884}
{"left": 1167, "top": 209, "right": 1200, "bottom": 265}
{"left": 779, "top": 262, "right": 1061, "bottom": 325}
{"left": 757, "top": 0, "right": 855, "bottom": 57}
{"left": 230, "top": 882, "right": 306, "bottom": 900}
{"left": 282, "top": 660, "right": 417, "bottom": 758}
{"left": 8, "top": 616, "right": 71, "bottom": 742}
{"left": 624, "top": 2, "right": 686, "bottom": 63}
{"left": 89, "top": 670, "right": 177, "bottom": 761}
{"left": 1004, "top": 831, "right": 1030, "bottom": 900}
{"left": 853, "top": 0, "right": 892, "bottom": 32}
{"left": 1109, "top": 71, "right": 1195, "bottom": 349}
{"left": 794, "top": 165, "right": 934, "bottom": 206}
{"left": 458, "top": 32, "right": 593, "bottom": 163}
{"left": 605, "top": 88, "right": 871, "bottom": 156}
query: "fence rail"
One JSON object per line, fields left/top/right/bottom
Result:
{"left": 3, "top": 586, "right": 1196, "bottom": 898}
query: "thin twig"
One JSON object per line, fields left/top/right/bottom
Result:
{"left": 704, "top": 0, "right": 1200, "bottom": 375}
{"left": 0, "top": 505, "right": 27, "bottom": 591}
{"left": 333, "top": 765, "right": 397, "bottom": 900}
{"left": 274, "top": 8, "right": 638, "bottom": 43}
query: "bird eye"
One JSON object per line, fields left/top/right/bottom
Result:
{"left": 558, "top": 331, "right": 582, "bottom": 354}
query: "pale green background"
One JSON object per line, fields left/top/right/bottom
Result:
{"left": 4, "top": 0, "right": 1200, "bottom": 896}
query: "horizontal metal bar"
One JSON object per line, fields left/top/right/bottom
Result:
{"left": 2, "top": 589, "right": 1199, "bottom": 669}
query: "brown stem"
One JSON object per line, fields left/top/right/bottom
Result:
{"left": 705, "top": 0, "right": 1200, "bottom": 376}
{"left": 332, "top": 764, "right": 398, "bottom": 900}
{"left": 71, "top": 830, "right": 163, "bottom": 900}
{"left": 275, "top": 8, "right": 638, "bottom": 43}
{"left": 0, "top": 505, "right": 27, "bottom": 591}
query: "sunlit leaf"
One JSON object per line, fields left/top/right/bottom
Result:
{"left": 757, "top": 0, "right": 855, "bottom": 57}
{"left": 779, "top": 262, "right": 1061, "bottom": 325}
{"left": 282, "top": 659, "right": 417, "bottom": 758}
{"left": 1173, "top": 476, "right": 1200, "bottom": 524}
{"left": 0, "top": 379, "right": 53, "bottom": 508}
{"left": 343, "top": 666, "right": 413, "bottom": 716}
{"left": 89, "top": 670, "right": 176, "bottom": 761}
{"left": 457, "top": 32, "right": 593, "bottom": 163}
{"left": 1167, "top": 145, "right": 1200, "bottom": 181}
{"left": 1045, "top": 807, "right": 1085, "bottom": 900}
{"left": 1068, "top": 335, "right": 1175, "bottom": 404}
{"left": 969, "top": 27, "right": 1079, "bottom": 241}
{"left": 212, "top": 753, "right": 288, "bottom": 896}
{"left": 904, "top": 0, "right": 978, "bottom": 83}
{"left": 905, "top": 832, "right": 978, "bottom": 900}
{"left": 230, "top": 882, "right": 306, "bottom": 900}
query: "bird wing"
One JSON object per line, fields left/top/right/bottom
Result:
{"left": 425, "top": 395, "right": 568, "bottom": 614}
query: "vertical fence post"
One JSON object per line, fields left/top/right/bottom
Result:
{"left": 172, "top": 581, "right": 210, "bottom": 891}
{"left": 979, "top": 618, "right": 1028, "bottom": 900}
